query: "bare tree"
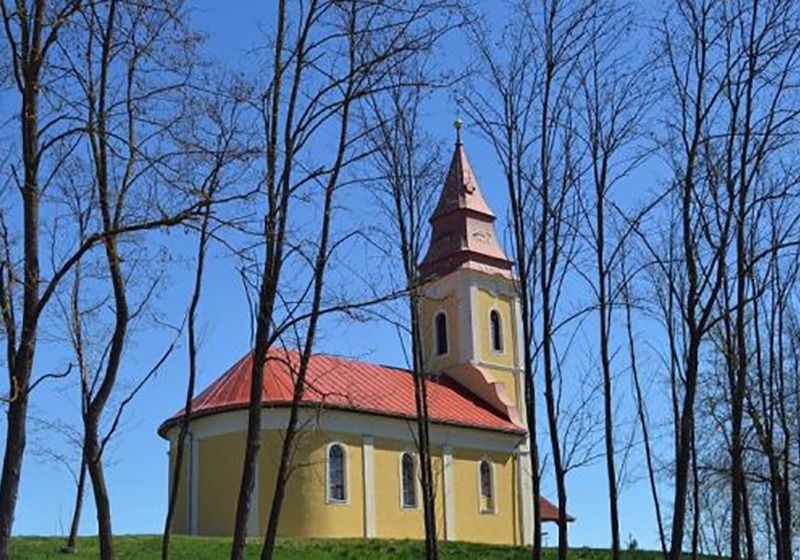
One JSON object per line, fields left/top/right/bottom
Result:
{"left": 532, "top": 2, "right": 598, "bottom": 557}
{"left": 574, "top": 5, "right": 651, "bottom": 556}
{"left": 459, "top": 5, "right": 544, "bottom": 555}
{"left": 55, "top": 1, "right": 228, "bottom": 556}
{"left": 229, "top": 2, "right": 458, "bottom": 558}
{"left": 620, "top": 250, "right": 667, "bottom": 555}
{"left": 652, "top": 2, "right": 800, "bottom": 556}
{"left": 365, "top": 70, "right": 444, "bottom": 558}
{"left": 0, "top": 3, "right": 84, "bottom": 556}
{"left": 162, "top": 90, "right": 247, "bottom": 559}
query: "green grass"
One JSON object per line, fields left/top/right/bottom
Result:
{"left": 9, "top": 535, "right": 704, "bottom": 559}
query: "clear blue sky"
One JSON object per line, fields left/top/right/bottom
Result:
{"left": 7, "top": 0, "right": 673, "bottom": 550}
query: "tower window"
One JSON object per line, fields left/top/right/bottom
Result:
{"left": 327, "top": 443, "right": 347, "bottom": 503}
{"left": 401, "top": 452, "right": 418, "bottom": 508}
{"left": 490, "top": 310, "right": 503, "bottom": 353}
{"left": 479, "top": 459, "right": 495, "bottom": 513}
{"left": 435, "top": 312, "right": 448, "bottom": 356}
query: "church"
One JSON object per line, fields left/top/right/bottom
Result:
{"left": 158, "top": 126, "right": 569, "bottom": 545}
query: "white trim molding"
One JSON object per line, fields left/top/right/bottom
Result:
{"left": 469, "top": 284, "right": 480, "bottom": 364}
{"left": 362, "top": 436, "right": 376, "bottom": 538}
{"left": 512, "top": 296, "right": 527, "bottom": 421}
{"left": 172, "top": 408, "right": 522, "bottom": 454}
{"left": 442, "top": 444, "right": 456, "bottom": 541}
{"left": 518, "top": 447, "right": 533, "bottom": 545}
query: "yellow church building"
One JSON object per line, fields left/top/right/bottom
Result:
{"left": 158, "top": 130, "right": 566, "bottom": 545}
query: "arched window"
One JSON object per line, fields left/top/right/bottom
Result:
{"left": 327, "top": 443, "right": 346, "bottom": 503}
{"left": 435, "top": 312, "right": 448, "bottom": 356}
{"left": 479, "top": 460, "right": 495, "bottom": 513}
{"left": 401, "top": 452, "right": 418, "bottom": 508}
{"left": 490, "top": 309, "right": 503, "bottom": 352}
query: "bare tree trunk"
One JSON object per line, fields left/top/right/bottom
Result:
{"left": 411, "top": 303, "right": 438, "bottom": 559}
{"left": 622, "top": 265, "right": 666, "bottom": 556}
{"left": 229, "top": 2, "right": 289, "bottom": 555}
{"left": 593, "top": 129, "right": 619, "bottom": 560}
{"left": 63, "top": 459, "right": 87, "bottom": 553}
{"left": 261, "top": 33, "right": 354, "bottom": 560}
{"left": 690, "top": 422, "right": 700, "bottom": 559}
{"left": 163, "top": 174, "right": 219, "bottom": 558}
{"left": 0, "top": 2, "right": 72, "bottom": 554}
{"left": 84, "top": 424, "right": 115, "bottom": 559}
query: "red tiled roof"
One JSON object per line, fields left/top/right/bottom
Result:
{"left": 540, "top": 496, "right": 575, "bottom": 523}
{"left": 159, "top": 349, "right": 525, "bottom": 437}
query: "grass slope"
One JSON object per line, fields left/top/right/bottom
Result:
{"left": 11, "top": 536, "right": 708, "bottom": 559}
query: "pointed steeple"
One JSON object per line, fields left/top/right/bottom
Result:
{"left": 419, "top": 120, "right": 513, "bottom": 280}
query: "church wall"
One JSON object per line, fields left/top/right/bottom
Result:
{"left": 169, "top": 407, "right": 523, "bottom": 544}
{"left": 452, "top": 447, "right": 516, "bottom": 545}
{"left": 372, "top": 438, "right": 445, "bottom": 540}
{"left": 197, "top": 431, "right": 245, "bottom": 536}
{"left": 258, "top": 430, "right": 365, "bottom": 539}
{"left": 475, "top": 288, "right": 516, "bottom": 370}
{"left": 167, "top": 444, "right": 189, "bottom": 534}
{"left": 420, "top": 287, "right": 462, "bottom": 373}
{"left": 475, "top": 288, "right": 519, "bottom": 408}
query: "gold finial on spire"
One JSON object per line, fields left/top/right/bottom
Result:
{"left": 454, "top": 118, "right": 463, "bottom": 144}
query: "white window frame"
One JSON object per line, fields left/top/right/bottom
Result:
{"left": 399, "top": 451, "right": 420, "bottom": 510}
{"left": 326, "top": 441, "right": 349, "bottom": 505}
{"left": 478, "top": 458, "right": 497, "bottom": 514}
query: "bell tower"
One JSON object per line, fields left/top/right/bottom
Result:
{"left": 418, "top": 120, "right": 525, "bottom": 428}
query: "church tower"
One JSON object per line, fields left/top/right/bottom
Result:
{"left": 418, "top": 121, "right": 526, "bottom": 431}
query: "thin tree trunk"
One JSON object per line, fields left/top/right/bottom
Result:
{"left": 539, "top": 58, "right": 569, "bottom": 560}
{"left": 670, "top": 338, "right": 701, "bottom": 560}
{"left": 0, "top": 2, "right": 47, "bottom": 555}
{"left": 411, "top": 300, "right": 438, "bottom": 559}
{"left": 623, "top": 275, "right": 666, "bottom": 556}
{"left": 261, "top": 24, "right": 353, "bottom": 555}
{"left": 690, "top": 422, "right": 699, "bottom": 559}
{"left": 230, "top": 1, "right": 288, "bottom": 556}
{"left": 162, "top": 185, "right": 215, "bottom": 559}
{"left": 595, "top": 157, "right": 619, "bottom": 560}
{"left": 84, "top": 423, "right": 114, "bottom": 559}
{"left": 64, "top": 460, "right": 87, "bottom": 553}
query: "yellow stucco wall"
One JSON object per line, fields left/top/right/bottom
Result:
{"left": 452, "top": 447, "right": 518, "bottom": 545}
{"left": 420, "top": 289, "right": 462, "bottom": 372}
{"left": 198, "top": 431, "right": 245, "bottom": 536}
{"left": 476, "top": 287, "right": 516, "bottom": 369}
{"left": 170, "top": 423, "right": 520, "bottom": 545}
{"left": 373, "top": 438, "right": 446, "bottom": 540}
{"left": 167, "top": 444, "right": 189, "bottom": 534}
{"left": 475, "top": 286, "right": 522, "bottom": 410}
{"left": 258, "top": 430, "right": 365, "bottom": 538}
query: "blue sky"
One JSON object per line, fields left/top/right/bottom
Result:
{"left": 7, "top": 0, "right": 675, "bottom": 551}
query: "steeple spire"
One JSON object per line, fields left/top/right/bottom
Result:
{"left": 419, "top": 123, "right": 512, "bottom": 279}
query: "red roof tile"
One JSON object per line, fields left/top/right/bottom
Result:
{"left": 159, "top": 349, "right": 525, "bottom": 437}
{"left": 539, "top": 496, "right": 575, "bottom": 523}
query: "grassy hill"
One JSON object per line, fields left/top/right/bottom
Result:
{"left": 10, "top": 535, "right": 709, "bottom": 559}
